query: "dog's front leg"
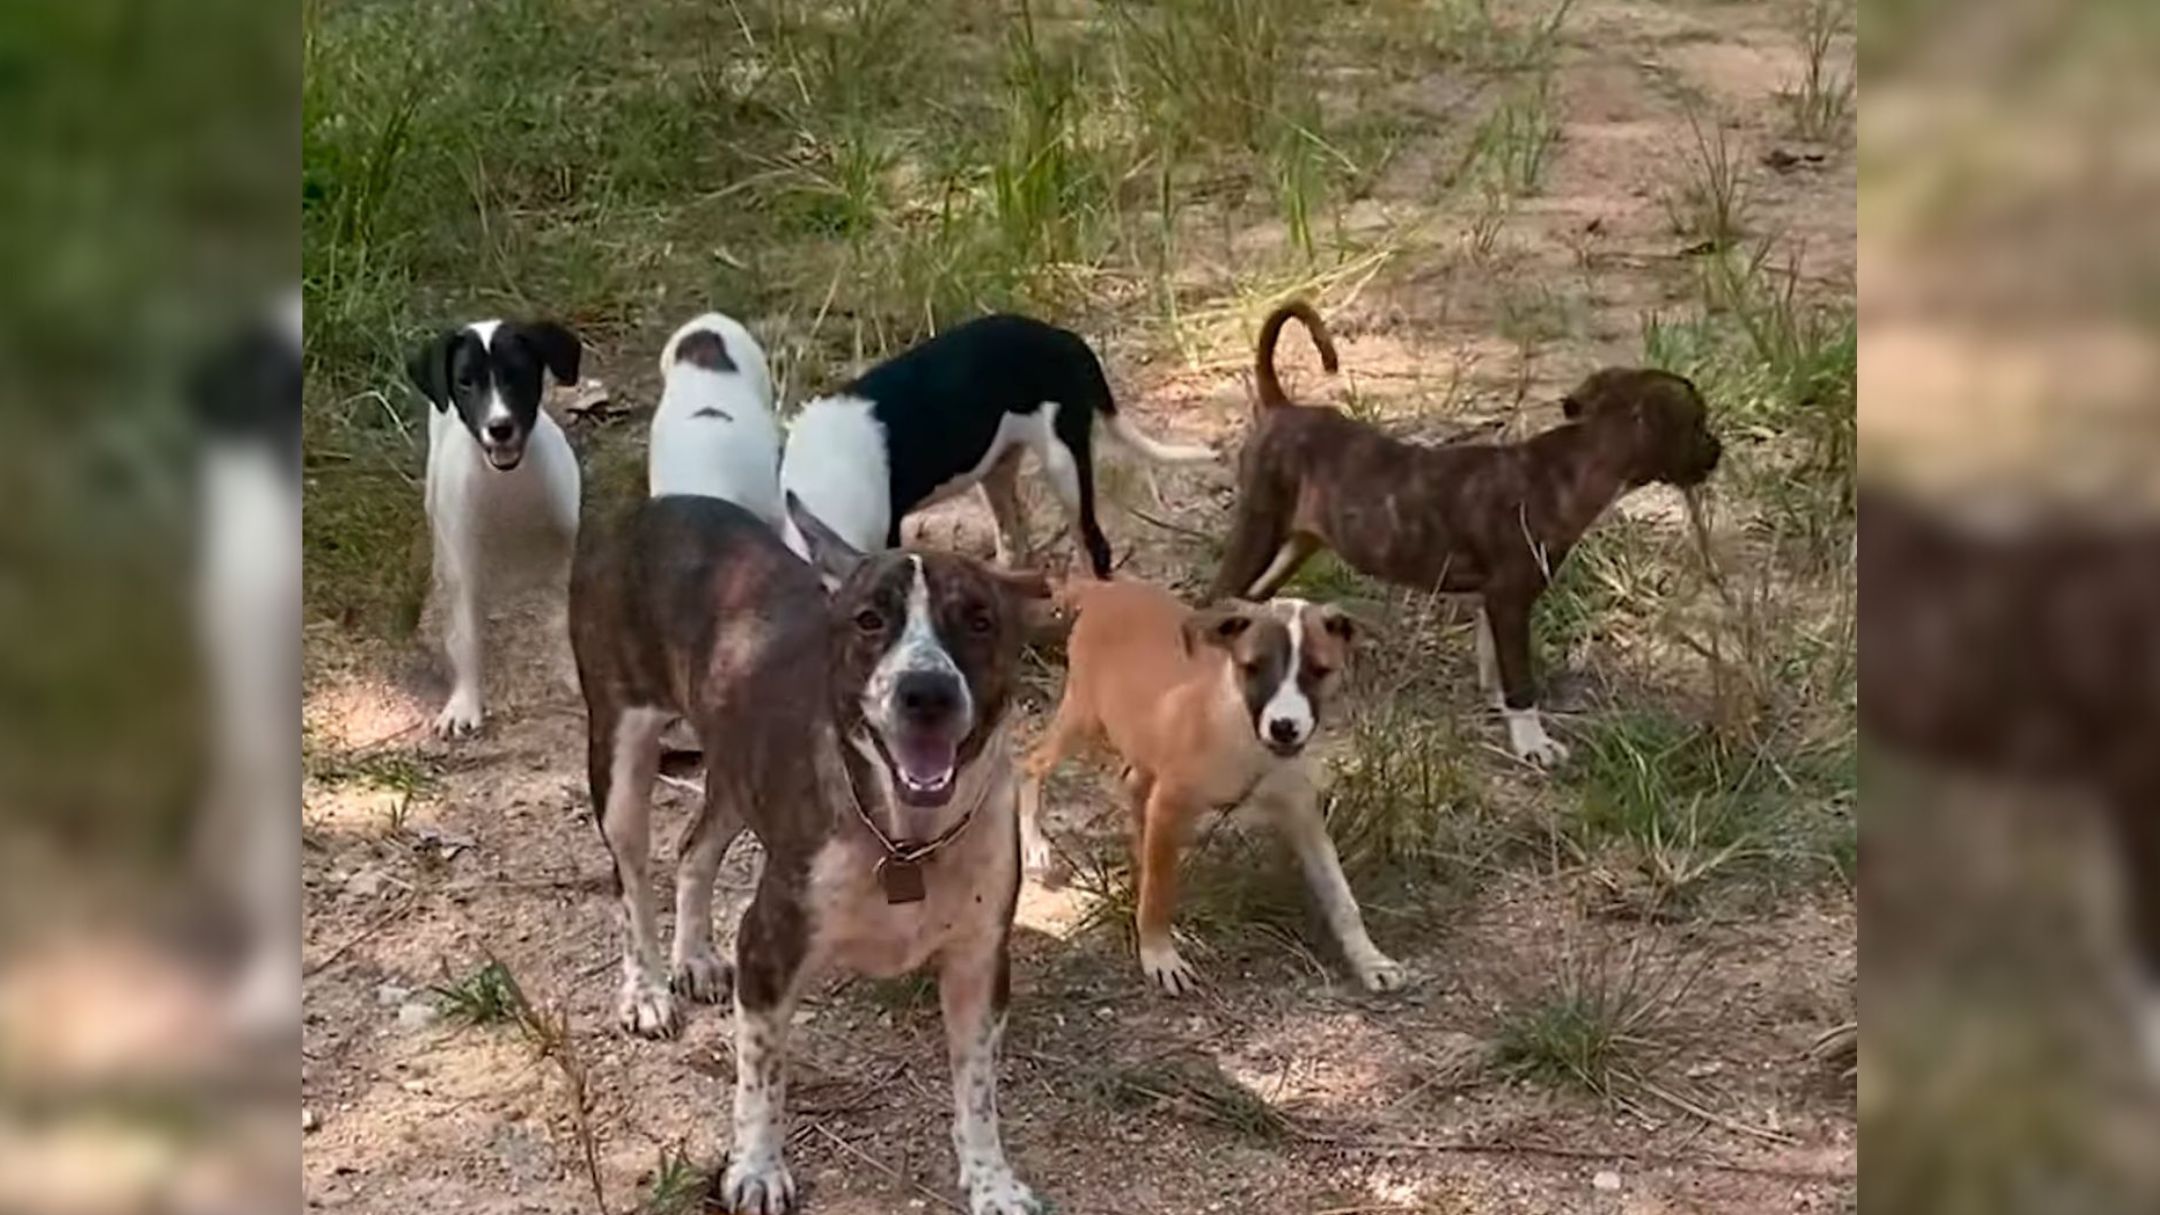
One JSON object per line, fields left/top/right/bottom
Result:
{"left": 1484, "top": 588, "right": 1569, "bottom": 767}
{"left": 719, "top": 893, "right": 808, "bottom": 1214}
{"left": 941, "top": 940, "right": 1040, "bottom": 1214}
{"left": 1259, "top": 771, "right": 1407, "bottom": 992}
{"left": 1136, "top": 784, "right": 1201, "bottom": 995}
{"left": 432, "top": 520, "right": 486, "bottom": 738}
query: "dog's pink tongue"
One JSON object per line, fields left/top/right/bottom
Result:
{"left": 895, "top": 735, "right": 956, "bottom": 786}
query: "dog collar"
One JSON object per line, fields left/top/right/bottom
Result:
{"left": 840, "top": 751, "right": 992, "bottom": 906}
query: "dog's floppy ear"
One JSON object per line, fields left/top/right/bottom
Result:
{"left": 1314, "top": 603, "right": 1376, "bottom": 646}
{"left": 787, "top": 491, "right": 864, "bottom": 587}
{"left": 1182, "top": 603, "right": 1256, "bottom": 658}
{"left": 509, "top": 320, "right": 583, "bottom": 387}
{"left": 405, "top": 329, "right": 457, "bottom": 412}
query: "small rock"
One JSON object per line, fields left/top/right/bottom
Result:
{"left": 302, "top": 1107, "right": 320, "bottom": 1134}
{"left": 375, "top": 982, "right": 412, "bottom": 1007}
{"left": 1593, "top": 1170, "right": 1622, "bottom": 1192}
{"left": 396, "top": 1001, "right": 441, "bottom": 1030}
{"left": 346, "top": 866, "right": 391, "bottom": 898}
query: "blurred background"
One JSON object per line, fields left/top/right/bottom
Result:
{"left": 1862, "top": 0, "right": 2160, "bottom": 1210}
{"left": 0, "top": 0, "right": 296, "bottom": 1213}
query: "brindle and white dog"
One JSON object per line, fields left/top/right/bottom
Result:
{"left": 570, "top": 491, "right": 1048, "bottom": 1215}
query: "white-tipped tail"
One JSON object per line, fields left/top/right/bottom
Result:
{"left": 1102, "top": 411, "right": 1214, "bottom": 464}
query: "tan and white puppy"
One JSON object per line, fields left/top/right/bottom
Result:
{"left": 1019, "top": 579, "right": 1406, "bottom": 996}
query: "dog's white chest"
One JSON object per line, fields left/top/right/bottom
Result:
{"left": 804, "top": 822, "right": 1015, "bottom": 980}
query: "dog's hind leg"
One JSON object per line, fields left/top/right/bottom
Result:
{"left": 1042, "top": 433, "right": 1112, "bottom": 579}
{"left": 979, "top": 449, "right": 1032, "bottom": 569}
{"left": 940, "top": 936, "right": 1040, "bottom": 1214}
{"left": 669, "top": 777, "right": 744, "bottom": 1005}
{"left": 1256, "top": 768, "right": 1406, "bottom": 993}
{"left": 599, "top": 705, "right": 679, "bottom": 1037}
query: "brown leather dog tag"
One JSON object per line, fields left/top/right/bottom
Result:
{"left": 878, "top": 857, "right": 926, "bottom": 905}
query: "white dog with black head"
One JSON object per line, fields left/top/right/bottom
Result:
{"left": 408, "top": 319, "right": 584, "bottom": 738}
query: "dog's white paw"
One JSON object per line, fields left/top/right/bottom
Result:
{"left": 670, "top": 950, "right": 731, "bottom": 1005}
{"left": 1021, "top": 830, "right": 1053, "bottom": 877}
{"left": 433, "top": 691, "right": 483, "bottom": 739}
{"left": 962, "top": 1166, "right": 1042, "bottom": 1215}
{"left": 1354, "top": 952, "right": 1410, "bottom": 993}
{"left": 1139, "top": 940, "right": 1200, "bottom": 997}
{"left": 617, "top": 975, "right": 680, "bottom": 1039}
{"left": 1503, "top": 709, "right": 1569, "bottom": 768}
{"left": 718, "top": 1152, "right": 796, "bottom": 1215}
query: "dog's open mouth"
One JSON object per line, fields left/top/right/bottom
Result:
{"left": 1265, "top": 739, "right": 1305, "bottom": 758}
{"left": 483, "top": 446, "right": 525, "bottom": 471}
{"left": 875, "top": 731, "right": 959, "bottom": 808}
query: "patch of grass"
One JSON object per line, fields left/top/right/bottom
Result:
{"left": 640, "top": 1142, "right": 705, "bottom": 1215}
{"left": 1563, "top": 704, "right": 1853, "bottom": 909}
{"left": 1431, "top": 0, "right": 1576, "bottom": 76}
{"left": 311, "top": 746, "right": 437, "bottom": 832}
{"left": 1782, "top": 0, "right": 1854, "bottom": 144}
{"left": 431, "top": 959, "right": 519, "bottom": 1026}
{"left": 1325, "top": 695, "right": 1498, "bottom": 893}
{"left": 1108, "top": 0, "right": 1298, "bottom": 152}
{"left": 1493, "top": 936, "right": 1698, "bottom": 1099}
{"left": 1663, "top": 108, "right": 1749, "bottom": 252}
{"left": 1646, "top": 243, "right": 1857, "bottom": 545}
{"left": 1459, "top": 71, "right": 1564, "bottom": 197}
{"left": 1087, "top": 1055, "right": 1289, "bottom": 1142}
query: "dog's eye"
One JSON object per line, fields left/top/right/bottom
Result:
{"left": 965, "top": 606, "right": 995, "bottom": 635}
{"left": 1307, "top": 665, "right": 1336, "bottom": 681}
{"left": 852, "top": 608, "right": 884, "bottom": 633}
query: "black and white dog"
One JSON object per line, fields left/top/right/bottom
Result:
{"left": 193, "top": 291, "right": 303, "bottom": 1039}
{"left": 408, "top": 319, "right": 584, "bottom": 737}
{"left": 649, "top": 311, "right": 783, "bottom": 526}
{"left": 780, "top": 314, "right": 1210, "bottom": 578}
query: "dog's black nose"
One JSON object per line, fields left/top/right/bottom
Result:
{"left": 894, "top": 671, "right": 963, "bottom": 725}
{"left": 485, "top": 418, "right": 517, "bottom": 443}
{"left": 1268, "top": 718, "right": 1300, "bottom": 744}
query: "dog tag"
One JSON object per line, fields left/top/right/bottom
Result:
{"left": 878, "top": 857, "right": 926, "bottom": 905}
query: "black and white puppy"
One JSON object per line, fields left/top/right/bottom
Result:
{"left": 193, "top": 290, "right": 302, "bottom": 1039}
{"left": 780, "top": 314, "right": 1210, "bottom": 579}
{"left": 408, "top": 319, "right": 584, "bottom": 737}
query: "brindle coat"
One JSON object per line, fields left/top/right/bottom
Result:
{"left": 568, "top": 493, "right": 1048, "bottom": 1214}
{"left": 1861, "top": 488, "right": 2160, "bottom": 1071}
{"left": 1209, "top": 301, "right": 1723, "bottom": 765}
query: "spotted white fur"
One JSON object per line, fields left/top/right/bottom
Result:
{"left": 648, "top": 312, "right": 783, "bottom": 526}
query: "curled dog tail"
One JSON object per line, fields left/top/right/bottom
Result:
{"left": 1255, "top": 300, "right": 1339, "bottom": 412}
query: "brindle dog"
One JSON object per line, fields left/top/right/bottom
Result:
{"left": 570, "top": 492, "right": 1048, "bottom": 1214}
{"left": 1209, "top": 301, "right": 1722, "bottom": 766}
